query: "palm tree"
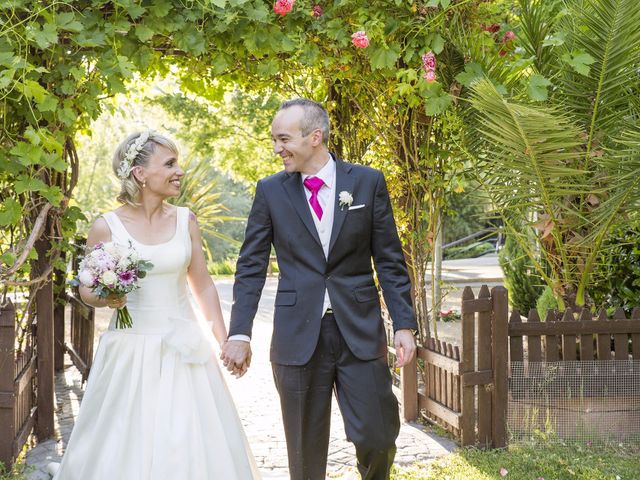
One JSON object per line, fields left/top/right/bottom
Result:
{"left": 169, "top": 155, "right": 241, "bottom": 264}
{"left": 462, "top": 0, "right": 640, "bottom": 310}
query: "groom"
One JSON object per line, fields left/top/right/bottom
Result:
{"left": 222, "top": 98, "right": 417, "bottom": 480}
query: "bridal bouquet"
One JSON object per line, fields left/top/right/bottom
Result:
{"left": 73, "top": 241, "right": 153, "bottom": 328}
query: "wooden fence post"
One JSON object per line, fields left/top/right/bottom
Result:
{"left": 491, "top": 286, "right": 509, "bottom": 448}
{"left": 401, "top": 353, "right": 418, "bottom": 422}
{"left": 460, "top": 287, "right": 476, "bottom": 446}
{"left": 35, "top": 237, "right": 55, "bottom": 439}
{"left": 54, "top": 268, "right": 66, "bottom": 372}
{"left": 0, "top": 301, "right": 16, "bottom": 468}
{"left": 476, "top": 285, "right": 493, "bottom": 447}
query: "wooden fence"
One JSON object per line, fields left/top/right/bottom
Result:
{"left": 509, "top": 307, "right": 640, "bottom": 362}
{"left": 396, "top": 286, "right": 640, "bottom": 449}
{"left": 58, "top": 242, "right": 95, "bottom": 382}
{"left": 398, "top": 285, "right": 509, "bottom": 448}
{"left": 0, "top": 301, "right": 38, "bottom": 468}
{"left": 0, "top": 241, "right": 94, "bottom": 469}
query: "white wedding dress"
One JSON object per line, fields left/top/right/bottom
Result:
{"left": 52, "top": 207, "right": 261, "bottom": 480}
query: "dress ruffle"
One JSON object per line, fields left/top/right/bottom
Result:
{"left": 163, "top": 317, "right": 215, "bottom": 364}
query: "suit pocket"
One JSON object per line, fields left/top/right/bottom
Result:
{"left": 354, "top": 285, "right": 378, "bottom": 303}
{"left": 275, "top": 291, "right": 297, "bottom": 306}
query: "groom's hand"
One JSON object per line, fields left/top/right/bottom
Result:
{"left": 394, "top": 329, "right": 416, "bottom": 368}
{"left": 221, "top": 340, "right": 252, "bottom": 378}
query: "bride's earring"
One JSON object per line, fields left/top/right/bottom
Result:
{"left": 142, "top": 179, "right": 146, "bottom": 188}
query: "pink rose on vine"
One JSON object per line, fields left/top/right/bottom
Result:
{"left": 274, "top": 0, "right": 294, "bottom": 16}
{"left": 351, "top": 31, "right": 369, "bottom": 49}
{"left": 502, "top": 31, "right": 516, "bottom": 43}
{"left": 424, "top": 70, "right": 436, "bottom": 82}
{"left": 312, "top": 4, "right": 322, "bottom": 17}
{"left": 421, "top": 51, "right": 436, "bottom": 82}
{"left": 422, "top": 51, "right": 436, "bottom": 70}
{"left": 481, "top": 23, "right": 501, "bottom": 33}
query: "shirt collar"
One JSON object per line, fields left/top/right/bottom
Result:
{"left": 301, "top": 153, "right": 335, "bottom": 189}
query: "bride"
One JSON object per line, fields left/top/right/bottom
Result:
{"left": 49, "top": 131, "right": 260, "bottom": 479}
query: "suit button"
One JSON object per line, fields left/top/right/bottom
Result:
{"left": 326, "top": 275, "right": 331, "bottom": 280}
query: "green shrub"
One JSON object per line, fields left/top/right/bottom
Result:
{"left": 207, "top": 257, "right": 279, "bottom": 276}
{"left": 0, "top": 462, "right": 27, "bottom": 480}
{"left": 444, "top": 241, "right": 494, "bottom": 260}
{"left": 208, "top": 259, "right": 237, "bottom": 276}
{"left": 589, "top": 224, "right": 640, "bottom": 315}
{"left": 536, "top": 286, "right": 559, "bottom": 319}
{"left": 499, "top": 234, "right": 545, "bottom": 315}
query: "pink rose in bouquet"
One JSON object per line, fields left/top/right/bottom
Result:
{"left": 73, "top": 241, "right": 153, "bottom": 328}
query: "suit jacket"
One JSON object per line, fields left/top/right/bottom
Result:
{"left": 229, "top": 155, "right": 417, "bottom": 365}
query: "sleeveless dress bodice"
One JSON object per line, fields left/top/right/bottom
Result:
{"left": 104, "top": 207, "right": 193, "bottom": 331}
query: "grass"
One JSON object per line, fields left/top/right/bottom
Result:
{"left": 389, "top": 443, "right": 640, "bottom": 480}
{"left": 0, "top": 462, "right": 27, "bottom": 480}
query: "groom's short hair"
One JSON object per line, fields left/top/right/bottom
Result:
{"left": 279, "top": 98, "right": 330, "bottom": 145}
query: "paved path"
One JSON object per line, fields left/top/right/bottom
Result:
{"left": 26, "top": 278, "right": 458, "bottom": 479}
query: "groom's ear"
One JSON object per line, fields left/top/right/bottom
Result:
{"left": 310, "top": 128, "right": 323, "bottom": 147}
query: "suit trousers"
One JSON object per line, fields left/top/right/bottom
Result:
{"left": 272, "top": 313, "right": 400, "bottom": 480}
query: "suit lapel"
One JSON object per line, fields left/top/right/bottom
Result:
{"left": 329, "top": 158, "right": 355, "bottom": 255}
{"left": 281, "top": 172, "right": 323, "bottom": 248}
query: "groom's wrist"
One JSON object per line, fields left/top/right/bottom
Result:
{"left": 227, "top": 334, "right": 251, "bottom": 343}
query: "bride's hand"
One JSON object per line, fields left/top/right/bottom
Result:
{"left": 221, "top": 340, "right": 252, "bottom": 377}
{"left": 105, "top": 294, "right": 127, "bottom": 309}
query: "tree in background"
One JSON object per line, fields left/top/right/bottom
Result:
{"left": 463, "top": 0, "right": 640, "bottom": 310}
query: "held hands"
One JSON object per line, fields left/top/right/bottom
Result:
{"left": 220, "top": 340, "right": 252, "bottom": 378}
{"left": 394, "top": 329, "right": 417, "bottom": 368}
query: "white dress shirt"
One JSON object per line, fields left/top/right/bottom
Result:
{"left": 229, "top": 154, "right": 335, "bottom": 344}
{"left": 300, "top": 155, "right": 335, "bottom": 314}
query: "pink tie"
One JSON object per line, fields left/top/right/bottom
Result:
{"left": 303, "top": 176, "right": 324, "bottom": 220}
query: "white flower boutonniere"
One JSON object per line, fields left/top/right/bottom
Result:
{"left": 338, "top": 191, "right": 353, "bottom": 210}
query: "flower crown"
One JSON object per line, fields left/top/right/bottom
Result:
{"left": 116, "top": 130, "right": 152, "bottom": 180}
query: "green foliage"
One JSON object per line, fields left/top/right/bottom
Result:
{"left": 536, "top": 285, "right": 559, "bottom": 319}
{"left": 442, "top": 190, "right": 490, "bottom": 245}
{"left": 590, "top": 223, "right": 640, "bottom": 314}
{"left": 207, "top": 259, "right": 237, "bottom": 276}
{"left": 499, "top": 233, "right": 545, "bottom": 315}
{"left": 168, "top": 154, "right": 243, "bottom": 263}
{"left": 155, "top": 87, "right": 281, "bottom": 186}
{"left": 464, "top": 0, "right": 640, "bottom": 309}
{"left": 0, "top": 462, "right": 27, "bottom": 480}
{"left": 444, "top": 241, "right": 493, "bottom": 260}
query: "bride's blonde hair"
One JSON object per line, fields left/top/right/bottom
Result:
{"left": 112, "top": 131, "right": 179, "bottom": 206}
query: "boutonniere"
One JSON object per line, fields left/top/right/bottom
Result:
{"left": 338, "top": 191, "right": 353, "bottom": 210}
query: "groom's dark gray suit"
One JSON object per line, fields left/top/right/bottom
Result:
{"left": 230, "top": 155, "right": 417, "bottom": 480}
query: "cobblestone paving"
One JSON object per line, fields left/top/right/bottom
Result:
{"left": 26, "top": 278, "right": 456, "bottom": 479}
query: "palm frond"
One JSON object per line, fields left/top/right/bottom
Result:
{"left": 517, "top": 0, "right": 565, "bottom": 76}
{"left": 467, "top": 79, "right": 589, "bottom": 208}
{"left": 558, "top": 0, "right": 640, "bottom": 150}
{"left": 466, "top": 79, "right": 595, "bottom": 296}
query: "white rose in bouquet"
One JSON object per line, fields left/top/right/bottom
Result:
{"left": 78, "top": 269, "right": 96, "bottom": 287}
{"left": 101, "top": 270, "right": 117, "bottom": 286}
